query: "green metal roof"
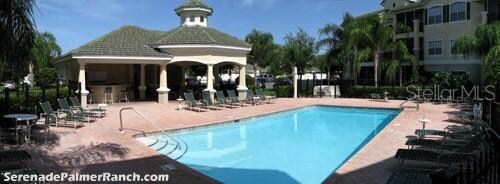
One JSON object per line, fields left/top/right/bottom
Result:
{"left": 64, "top": 25, "right": 171, "bottom": 58}
{"left": 153, "top": 26, "right": 251, "bottom": 48}
{"left": 175, "top": 0, "right": 213, "bottom": 12}
{"left": 56, "top": 24, "right": 250, "bottom": 63}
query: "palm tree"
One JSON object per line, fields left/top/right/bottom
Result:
{"left": 348, "top": 15, "right": 393, "bottom": 87}
{"left": 245, "top": 29, "right": 276, "bottom": 85}
{"left": 384, "top": 40, "right": 418, "bottom": 87}
{"left": 455, "top": 22, "right": 500, "bottom": 84}
{"left": 0, "top": 0, "right": 37, "bottom": 81}
{"left": 32, "top": 32, "right": 62, "bottom": 69}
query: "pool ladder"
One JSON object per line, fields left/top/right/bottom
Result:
{"left": 119, "top": 107, "right": 188, "bottom": 160}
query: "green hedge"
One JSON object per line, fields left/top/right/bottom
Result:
{"left": 0, "top": 87, "right": 70, "bottom": 113}
{"left": 343, "top": 86, "right": 409, "bottom": 99}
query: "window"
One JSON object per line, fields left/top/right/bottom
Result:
{"left": 450, "top": 39, "right": 460, "bottom": 55}
{"left": 189, "top": 16, "right": 195, "bottom": 22}
{"left": 450, "top": 2, "right": 466, "bottom": 22}
{"left": 428, "top": 6, "right": 443, "bottom": 24}
{"left": 200, "top": 16, "right": 205, "bottom": 22}
{"left": 428, "top": 40, "right": 442, "bottom": 55}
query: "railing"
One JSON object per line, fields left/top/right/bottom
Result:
{"left": 119, "top": 107, "right": 188, "bottom": 160}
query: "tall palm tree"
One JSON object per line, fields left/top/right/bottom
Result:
{"left": 384, "top": 40, "right": 418, "bottom": 87}
{"left": 32, "top": 32, "right": 62, "bottom": 69}
{"left": 455, "top": 22, "right": 500, "bottom": 84}
{"left": 348, "top": 15, "right": 393, "bottom": 87}
{"left": 0, "top": 0, "right": 37, "bottom": 81}
{"left": 245, "top": 29, "right": 276, "bottom": 85}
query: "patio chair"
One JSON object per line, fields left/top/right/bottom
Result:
{"left": 245, "top": 90, "right": 261, "bottom": 105}
{"left": 405, "top": 134, "right": 484, "bottom": 152}
{"left": 386, "top": 167, "right": 434, "bottom": 184}
{"left": 52, "top": 100, "right": 85, "bottom": 128}
{"left": 58, "top": 98, "right": 93, "bottom": 123}
{"left": 0, "top": 118, "right": 24, "bottom": 144}
{"left": 202, "top": 91, "right": 223, "bottom": 110}
{"left": 69, "top": 96, "right": 106, "bottom": 118}
{"left": 183, "top": 92, "right": 206, "bottom": 112}
{"left": 39, "top": 102, "right": 69, "bottom": 128}
{"left": 227, "top": 90, "right": 250, "bottom": 107}
{"left": 394, "top": 149, "right": 475, "bottom": 165}
{"left": 255, "top": 88, "right": 274, "bottom": 104}
{"left": 215, "top": 91, "right": 238, "bottom": 108}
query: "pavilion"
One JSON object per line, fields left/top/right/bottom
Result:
{"left": 54, "top": 0, "right": 251, "bottom": 107}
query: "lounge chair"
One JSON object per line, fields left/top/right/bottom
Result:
{"left": 245, "top": 90, "right": 260, "bottom": 105}
{"left": 386, "top": 167, "right": 434, "bottom": 184}
{"left": 202, "top": 91, "right": 223, "bottom": 110}
{"left": 69, "top": 96, "right": 106, "bottom": 118}
{"left": 216, "top": 91, "right": 238, "bottom": 108}
{"left": 405, "top": 134, "right": 484, "bottom": 152}
{"left": 255, "top": 88, "right": 274, "bottom": 104}
{"left": 183, "top": 92, "right": 206, "bottom": 112}
{"left": 394, "top": 149, "right": 475, "bottom": 165}
{"left": 227, "top": 90, "right": 250, "bottom": 107}
{"left": 40, "top": 102, "right": 80, "bottom": 128}
{"left": 58, "top": 98, "right": 93, "bottom": 123}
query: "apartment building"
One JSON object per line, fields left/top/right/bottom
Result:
{"left": 359, "top": 0, "right": 497, "bottom": 83}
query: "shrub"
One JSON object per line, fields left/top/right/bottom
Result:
{"left": 0, "top": 86, "right": 69, "bottom": 115}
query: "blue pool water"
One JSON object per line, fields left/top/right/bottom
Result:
{"left": 150, "top": 106, "right": 399, "bottom": 184}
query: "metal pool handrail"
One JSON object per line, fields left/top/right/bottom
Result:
{"left": 119, "top": 107, "right": 188, "bottom": 159}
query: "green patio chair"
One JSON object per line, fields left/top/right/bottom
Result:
{"left": 39, "top": 102, "right": 66, "bottom": 128}
{"left": 227, "top": 90, "right": 249, "bottom": 107}
{"left": 202, "top": 91, "right": 223, "bottom": 110}
{"left": 69, "top": 96, "right": 106, "bottom": 118}
{"left": 216, "top": 91, "right": 238, "bottom": 108}
{"left": 394, "top": 149, "right": 475, "bottom": 165}
{"left": 255, "top": 88, "right": 274, "bottom": 104}
{"left": 183, "top": 92, "right": 205, "bottom": 112}
{"left": 56, "top": 99, "right": 87, "bottom": 128}
{"left": 58, "top": 98, "right": 93, "bottom": 122}
{"left": 245, "top": 90, "right": 260, "bottom": 105}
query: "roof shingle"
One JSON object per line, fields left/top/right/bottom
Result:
{"left": 153, "top": 26, "right": 251, "bottom": 48}
{"left": 67, "top": 25, "right": 171, "bottom": 58}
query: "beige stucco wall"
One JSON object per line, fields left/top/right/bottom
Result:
{"left": 422, "top": 0, "right": 483, "bottom": 61}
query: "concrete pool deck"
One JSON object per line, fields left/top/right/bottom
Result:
{"left": 2, "top": 98, "right": 460, "bottom": 183}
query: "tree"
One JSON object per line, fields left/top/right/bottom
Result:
{"left": 283, "top": 28, "right": 318, "bottom": 95}
{"left": 318, "top": 23, "right": 344, "bottom": 86}
{"left": 348, "top": 15, "right": 393, "bottom": 87}
{"left": 282, "top": 28, "right": 318, "bottom": 73}
{"left": 31, "top": 32, "right": 62, "bottom": 69}
{"left": 0, "top": 0, "right": 36, "bottom": 81}
{"left": 34, "top": 67, "right": 57, "bottom": 100}
{"left": 245, "top": 29, "right": 277, "bottom": 85}
{"left": 455, "top": 22, "right": 500, "bottom": 85}
{"left": 384, "top": 40, "right": 418, "bottom": 87}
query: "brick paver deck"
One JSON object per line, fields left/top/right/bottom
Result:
{"left": 2, "top": 98, "right": 459, "bottom": 183}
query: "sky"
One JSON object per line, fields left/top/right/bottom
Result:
{"left": 34, "top": 0, "right": 382, "bottom": 53}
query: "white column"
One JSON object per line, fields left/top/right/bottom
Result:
{"left": 180, "top": 66, "right": 186, "bottom": 88}
{"left": 204, "top": 64, "right": 216, "bottom": 100}
{"left": 293, "top": 66, "right": 298, "bottom": 99}
{"left": 157, "top": 63, "right": 170, "bottom": 104}
{"left": 214, "top": 66, "right": 220, "bottom": 89}
{"left": 413, "top": 19, "right": 421, "bottom": 56}
{"left": 237, "top": 65, "right": 248, "bottom": 100}
{"left": 481, "top": 11, "right": 488, "bottom": 24}
{"left": 78, "top": 62, "right": 89, "bottom": 108}
{"left": 138, "top": 64, "right": 147, "bottom": 100}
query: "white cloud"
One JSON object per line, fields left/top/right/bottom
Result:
{"left": 37, "top": 0, "right": 126, "bottom": 20}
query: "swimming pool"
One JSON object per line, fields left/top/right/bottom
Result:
{"left": 138, "top": 106, "right": 400, "bottom": 184}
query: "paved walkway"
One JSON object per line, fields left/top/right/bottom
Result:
{"left": 2, "top": 98, "right": 459, "bottom": 183}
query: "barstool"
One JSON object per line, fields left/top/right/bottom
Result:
{"left": 119, "top": 89, "right": 129, "bottom": 103}
{"left": 127, "top": 87, "right": 135, "bottom": 102}
{"left": 103, "top": 87, "right": 113, "bottom": 104}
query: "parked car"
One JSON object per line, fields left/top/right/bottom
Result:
{"left": 256, "top": 74, "right": 274, "bottom": 82}
{"left": 275, "top": 77, "right": 293, "bottom": 85}
{"left": 2, "top": 80, "right": 16, "bottom": 90}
